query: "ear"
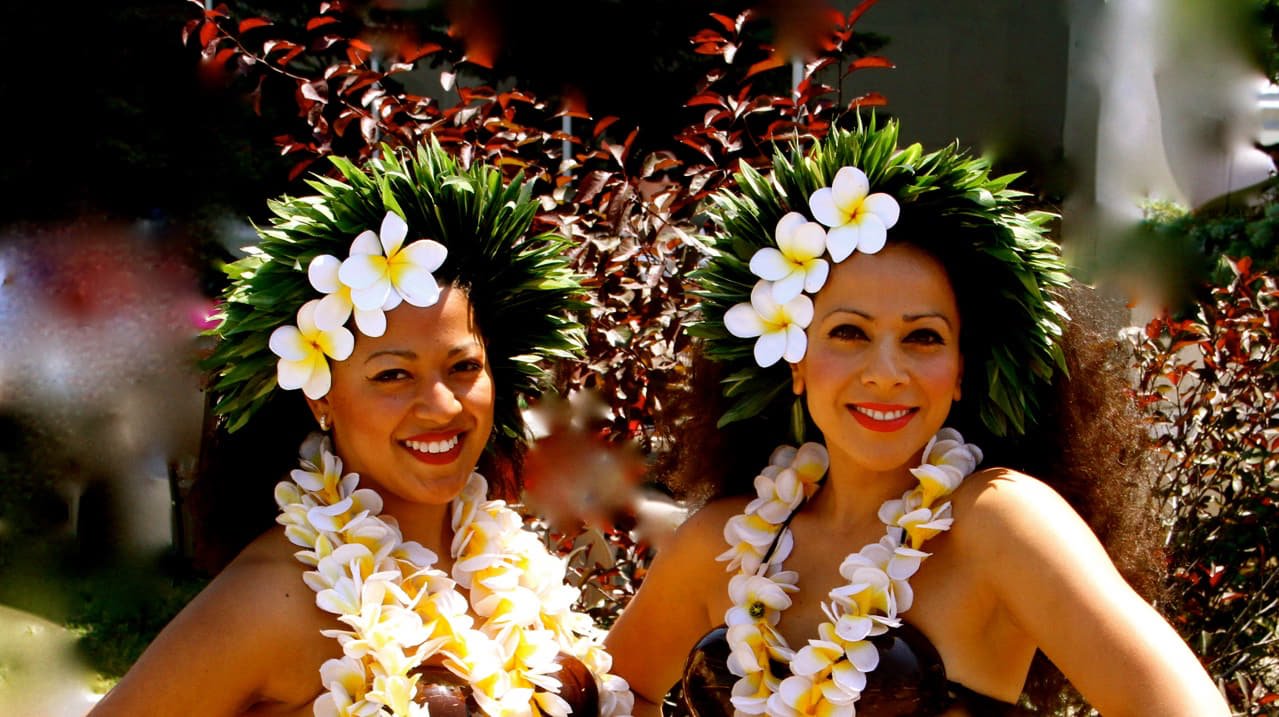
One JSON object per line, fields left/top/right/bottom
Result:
{"left": 306, "top": 395, "right": 331, "bottom": 430}
{"left": 790, "top": 359, "right": 806, "bottom": 396}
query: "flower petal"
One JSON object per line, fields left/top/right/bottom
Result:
{"left": 853, "top": 213, "right": 888, "bottom": 255}
{"left": 830, "top": 166, "right": 870, "bottom": 212}
{"left": 782, "top": 324, "right": 807, "bottom": 363}
{"left": 784, "top": 221, "right": 829, "bottom": 262}
{"left": 750, "top": 248, "right": 792, "bottom": 282}
{"left": 802, "top": 259, "right": 830, "bottom": 295}
{"left": 276, "top": 356, "right": 313, "bottom": 391}
{"left": 725, "top": 302, "right": 767, "bottom": 338}
{"left": 400, "top": 239, "right": 447, "bottom": 273}
{"left": 755, "top": 331, "right": 787, "bottom": 368}
{"left": 269, "top": 325, "right": 307, "bottom": 361}
{"left": 318, "top": 326, "right": 355, "bottom": 362}
{"left": 350, "top": 282, "right": 391, "bottom": 312}
{"left": 309, "top": 254, "right": 343, "bottom": 293}
{"left": 864, "top": 192, "right": 900, "bottom": 228}
{"left": 349, "top": 229, "right": 381, "bottom": 256}
{"left": 825, "top": 225, "right": 860, "bottom": 263}
{"left": 771, "top": 271, "right": 806, "bottom": 305}
{"left": 352, "top": 306, "right": 387, "bottom": 338}
{"left": 314, "top": 293, "right": 353, "bottom": 332}
{"left": 339, "top": 253, "right": 388, "bottom": 292}
{"left": 808, "top": 187, "right": 843, "bottom": 228}
{"left": 379, "top": 211, "right": 409, "bottom": 256}
{"left": 392, "top": 268, "right": 442, "bottom": 308}
{"left": 785, "top": 293, "right": 814, "bottom": 328}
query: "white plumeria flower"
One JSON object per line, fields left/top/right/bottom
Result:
{"left": 724, "top": 280, "right": 814, "bottom": 367}
{"left": 809, "top": 166, "right": 901, "bottom": 261}
{"left": 745, "top": 467, "right": 806, "bottom": 523}
{"left": 337, "top": 211, "right": 448, "bottom": 313}
{"left": 730, "top": 668, "right": 779, "bottom": 714}
{"left": 269, "top": 299, "right": 355, "bottom": 400}
{"left": 840, "top": 537, "right": 929, "bottom": 612}
{"left": 749, "top": 212, "right": 831, "bottom": 304}
{"left": 768, "top": 674, "right": 856, "bottom": 717}
{"left": 726, "top": 574, "right": 794, "bottom": 626}
{"left": 308, "top": 253, "right": 393, "bottom": 337}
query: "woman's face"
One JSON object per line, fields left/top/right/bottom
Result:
{"left": 792, "top": 243, "right": 963, "bottom": 474}
{"left": 308, "top": 285, "right": 495, "bottom": 505}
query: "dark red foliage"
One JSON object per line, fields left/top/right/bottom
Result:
{"left": 1128, "top": 258, "right": 1279, "bottom": 713}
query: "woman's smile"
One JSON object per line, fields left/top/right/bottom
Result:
{"left": 402, "top": 430, "right": 466, "bottom": 465}
{"left": 847, "top": 402, "right": 919, "bottom": 432}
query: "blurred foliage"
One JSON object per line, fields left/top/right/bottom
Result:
{"left": 1127, "top": 257, "right": 1279, "bottom": 714}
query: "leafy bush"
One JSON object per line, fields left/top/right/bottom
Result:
{"left": 1127, "top": 257, "right": 1279, "bottom": 714}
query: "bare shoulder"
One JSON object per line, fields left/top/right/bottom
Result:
{"left": 664, "top": 496, "right": 752, "bottom": 564}
{"left": 945, "top": 467, "right": 1088, "bottom": 556}
{"left": 91, "top": 528, "right": 330, "bottom": 716}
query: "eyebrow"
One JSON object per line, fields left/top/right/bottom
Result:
{"left": 364, "top": 342, "right": 480, "bottom": 363}
{"left": 826, "top": 307, "right": 955, "bottom": 329}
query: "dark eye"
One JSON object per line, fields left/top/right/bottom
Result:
{"left": 371, "top": 368, "right": 410, "bottom": 382}
{"left": 828, "top": 324, "right": 868, "bottom": 341}
{"left": 905, "top": 329, "right": 945, "bottom": 345}
{"left": 451, "top": 358, "right": 484, "bottom": 374}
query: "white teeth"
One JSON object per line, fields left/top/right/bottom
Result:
{"left": 855, "top": 407, "right": 912, "bottom": 421}
{"left": 405, "top": 435, "right": 460, "bottom": 454}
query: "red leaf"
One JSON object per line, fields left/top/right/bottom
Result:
{"left": 279, "top": 47, "right": 305, "bottom": 67}
{"left": 594, "top": 116, "right": 620, "bottom": 138}
{"left": 306, "top": 16, "right": 339, "bottom": 32}
{"left": 847, "top": 55, "right": 894, "bottom": 72}
{"left": 848, "top": 91, "right": 888, "bottom": 109}
{"left": 686, "top": 92, "right": 725, "bottom": 109}
{"left": 847, "top": 0, "right": 880, "bottom": 27}
{"left": 404, "top": 42, "right": 443, "bottom": 63}
{"left": 199, "top": 20, "right": 218, "bottom": 48}
{"left": 213, "top": 47, "right": 237, "bottom": 66}
{"left": 288, "top": 158, "right": 316, "bottom": 182}
{"left": 1259, "top": 694, "right": 1279, "bottom": 705}
{"left": 707, "top": 12, "right": 736, "bottom": 33}
{"left": 576, "top": 170, "right": 613, "bottom": 204}
{"left": 745, "top": 53, "right": 786, "bottom": 79}
{"left": 239, "top": 17, "right": 271, "bottom": 33}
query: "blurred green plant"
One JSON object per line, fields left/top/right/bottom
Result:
{"left": 1126, "top": 256, "right": 1279, "bottom": 714}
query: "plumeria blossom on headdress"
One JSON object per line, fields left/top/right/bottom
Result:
{"left": 309, "top": 253, "right": 391, "bottom": 338}
{"left": 269, "top": 299, "right": 355, "bottom": 400}
{"left": 720, "top": 429, "right": 981, "bottom": 716}
{"left": 808, "top": 166, "right": 901, "bottom": 262}
{"left": 749, "top": 212, "right": 830, "bottom": 304}
{"left": 338, "top": 211, "right": 448, "bottom": 314}
{"left": 724, "top": 280, "right": 814, "bottom": 368}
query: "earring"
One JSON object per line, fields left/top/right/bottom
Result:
{"left": 318, "top": 414, "right": 329, "bottom": 432}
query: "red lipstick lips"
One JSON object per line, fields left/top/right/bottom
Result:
{"left": 402, "top": 431, "right": 465, "bottom": 465}
{"left": 848, "top": 403, "right": 917, "bottom": 432}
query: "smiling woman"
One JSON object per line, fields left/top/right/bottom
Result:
{"left": 88, "top": 144, "right": 633, "bottom": 717}
{"left": 604, "top": 119, "right": 1230, "bottom": 716}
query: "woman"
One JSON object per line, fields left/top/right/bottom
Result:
{"left": 604, "top": 121, "right": 1228, "bottom": 716}
{"left": 91, "top": 144, "right": 633, "bottom": 717}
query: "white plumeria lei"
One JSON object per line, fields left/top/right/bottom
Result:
{"left": 719, "top": 428, "right": 982, "bottom": 717}
{"left": 275, "top": 433, "right": 635, "bottom": 717}
{"left": 269, "top": 211, "right": 449, "bottom": 400}
{"left": 724, "top": 166, "right": 900, "bottom": 368}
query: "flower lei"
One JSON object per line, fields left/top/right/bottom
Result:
{"left": 275, "top": 433, "right": 635, "bottom": 717}
{"left": 719, "top": 428, "right": 983, "bottom": 716}
{"left": 723, "top": 166, "right": 899, "bottom": 369}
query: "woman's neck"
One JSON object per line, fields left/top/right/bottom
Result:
{"left": 378, "top": 494, "right": 455, "bottom": 563}
{"left": 806, "top": 446, "right": 922, "bottom": 527}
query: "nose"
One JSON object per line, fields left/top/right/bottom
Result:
{"left": 861, "top": 340, "right": 908, "bottom": 388}
{"left": 413, "top": 376, "right": 463, "bottom": 423}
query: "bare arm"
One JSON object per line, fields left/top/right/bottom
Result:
{"left": 962, "top": 472, "right": 1228, "bottom": 717}
{"left": 605, "top": 500, "right": 741, "bottom": 715}
{"left": 89, "top": 531, "right": 328, "bottom": 717}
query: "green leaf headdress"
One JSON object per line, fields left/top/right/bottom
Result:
{"left": 689, "top": 118, "right": 1071, "bottom": 439}
{"left": 203, "top": 141, "right": 584, "bottom": 450}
